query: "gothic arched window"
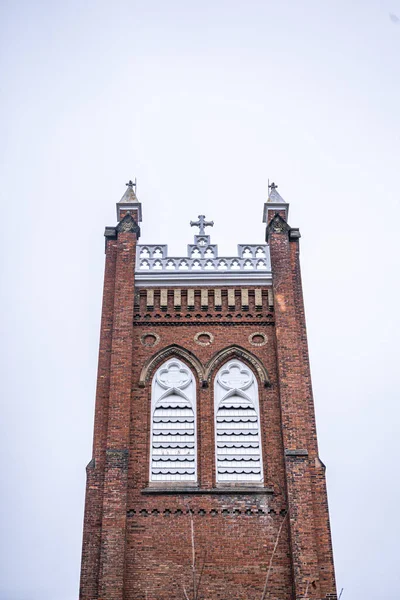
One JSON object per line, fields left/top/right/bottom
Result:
{"left": 150, "top": 359, "right": 196, "bottom": 482}
{"left": 214, "top": 360, "right": 263, "bottom": 483}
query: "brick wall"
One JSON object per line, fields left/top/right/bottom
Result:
{"left": 125, "top": 294, "right": 293, "bottom": 600}
{"left": 79, "top": 209, "right": 337, "bottom": 600}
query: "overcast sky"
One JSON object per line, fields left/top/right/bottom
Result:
{"left": 1, "top": 1, "right": 400, "bottom": 598}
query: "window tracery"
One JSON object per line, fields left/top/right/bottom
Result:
{"left": 214, "top": 360, "right": 263, "bottom": 482}
{"left": 150, "top": 359, "right": 196, "bottom": 482}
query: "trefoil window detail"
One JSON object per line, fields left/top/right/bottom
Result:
{"left": 150, "top": 359, "right": 196, "bottom": 482}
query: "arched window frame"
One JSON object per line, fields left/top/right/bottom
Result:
{"left": 214, "top": 359, "right": 264, "bottom": 484}
{"left": 150, "top": 358, "right": 197, "bottom": 483}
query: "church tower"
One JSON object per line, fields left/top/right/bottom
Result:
{"left": 79, "top": 182, "right": 337, "bottom": 600}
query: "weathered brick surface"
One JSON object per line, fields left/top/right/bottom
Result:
{"left": 289, "top": 238, "right": 336, "bottom": 597}
{"left": 80, "top": 238, "right": 117, "bottom": 600}
{"left": 98, "top": 228, "right": 138, "bottom": 600}
{"left": 79, "top": 207, "right": 337, "bottom": 600}
{"left": 125, "top": 508, "right": 292, "bottom": 600}
{"left": 267, "top": 206, "right": 337, "bottom": 600}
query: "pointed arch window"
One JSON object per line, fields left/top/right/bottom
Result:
{"left": 150, "top": 359, "right": 197, "bottom": 482}
{"left": 214, "top": 360, "right": 263, "bottom": 483}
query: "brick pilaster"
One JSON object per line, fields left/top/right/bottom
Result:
{"left": 97, "top": 224, "right": 138, "bottom": 600}
{"left": 267, "top": 210, "right": 337, "bottom": 599}
{"left": 290, "top": 240, "right": 337, "bottom": 598}
{"left": 80, "top": 237, "right": 118, "bottom": 600}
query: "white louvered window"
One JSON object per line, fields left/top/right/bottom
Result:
{"left": 214, "top": 360, "right": 263, "bottom": 483}
{"left": 150, "top": 359, "right": 196, "bottom": 482}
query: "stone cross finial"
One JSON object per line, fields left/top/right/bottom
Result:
{"left": 269, "top": 182, "right": 278, "bottom": 191}
{"left": 126, "top": 179, "right": 136, "bottom": 189}
{"left": 190, "top": 215, "right": 214, "bottom": 236}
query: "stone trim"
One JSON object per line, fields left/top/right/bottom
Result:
{"left": 248, "top": 332, "right": 268, "bottom": 347}
{"left": 194, "top": 331, "right": 214, "bottom": 346}
{"left": 227, "top": 289, "right": 235, "bottom": 310}
{"left": 140, "top": 486, "right": 274, "bottom": 496}
{"left": 285, "top": 449, "right": 309, "bottom": 457}
{"left": 289, "top": 228, "right": 301, "bottom": 241}
{"left": 135, "top": 273, "right": 272, "bottom": 287}
{"left": 140, "top": 332, "right": 161, "bottom": 348}
{"left": 116, "top": 213, "right": 141, "bottom": 237}
{"left": 173, "top": 289, "right": 181, "bottom": 309}
{"left": 255, "top": 288, "right": 262, "bottom": 310}
{"left": 241, "top": 289, "right": 249, "bottom": 310}
{"left": 134, "top": 320, "right": 275, "bottom": 327}
{"left": 138, "top": 343, "right": 271, "bottom": 389}
{"left": 160, "top": 289, "right": 168, "bottom": 310}
{"left": 201, "top": 289, "right": 209, "bottom": 310}
{"left": 268, "top": 289, "right": 274, "bottom": 309}
{"left": 265, "top": 213, "right": 290, "bottom": 242}
{"left": 204, "top": 345, "right": 271, "bottom": 388}
{"left": 104, "top": 226, "right": 117, "bottom": 239}
{"left": 146, "top": 289, "right": 154, "bottom": 310}
{"left": 136, "top": 241, "right": 270, "bottom": 276}
{"left": 139, "top": 344, "right": 204, "bottom": 388}
{"left": 187, "top": 289, "right": 195, "bottom": 309}
{"left": 214, "top": 289, "right": 222, "bottom": 309}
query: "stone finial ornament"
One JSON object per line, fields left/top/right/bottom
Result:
{"left": 190, "top": 215, "right": 214, "bottom": 236}
{"left": 267, "top": 181, "right": 286, "bottom": 204}
{"left": 119, "top": 178, "right": 139, "bottom": 204}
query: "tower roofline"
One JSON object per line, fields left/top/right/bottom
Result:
{"left": 262, "top": 201, "right": 289, "bottom": 223}
{"left": 263, "top": 182, "right": 289, "bottom": 222}
{"left": 117, "top": 181, "right": 142, "bottom": 222}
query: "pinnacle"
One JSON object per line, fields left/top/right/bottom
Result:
{"left": 119, "top": 180, "right": 139, "bottom": 204}
{"left": 268, "top": 186, "right": 285, "bottom": 204}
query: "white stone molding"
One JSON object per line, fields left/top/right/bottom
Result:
{"left": 150, "top": 359, "right": 197, "bottom": 483}
{"left": 137, "top": 243, "right": 270, "bottom": 273}
{"left": 135, "top": 227, "right": 271, "bottom": 287}
{"left": 214, "top": 359, "right": 263, "bottom": 483}
{"left": 135, "top": 272, "right": 272, "bottom": 288}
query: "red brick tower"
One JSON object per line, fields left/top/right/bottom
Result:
{"left": 79, "top": 182, "right": 337, "bottom": 600}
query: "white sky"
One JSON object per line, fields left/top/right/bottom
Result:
{"left": 1, "top": 1, "right": 400, "bottom": 598}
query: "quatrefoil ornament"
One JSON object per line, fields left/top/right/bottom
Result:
{"left": 217, "top": 361, "right": 253, "bottom": 391}
{"left": 156, "top": 360, "right": 191, "bottom": 390}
